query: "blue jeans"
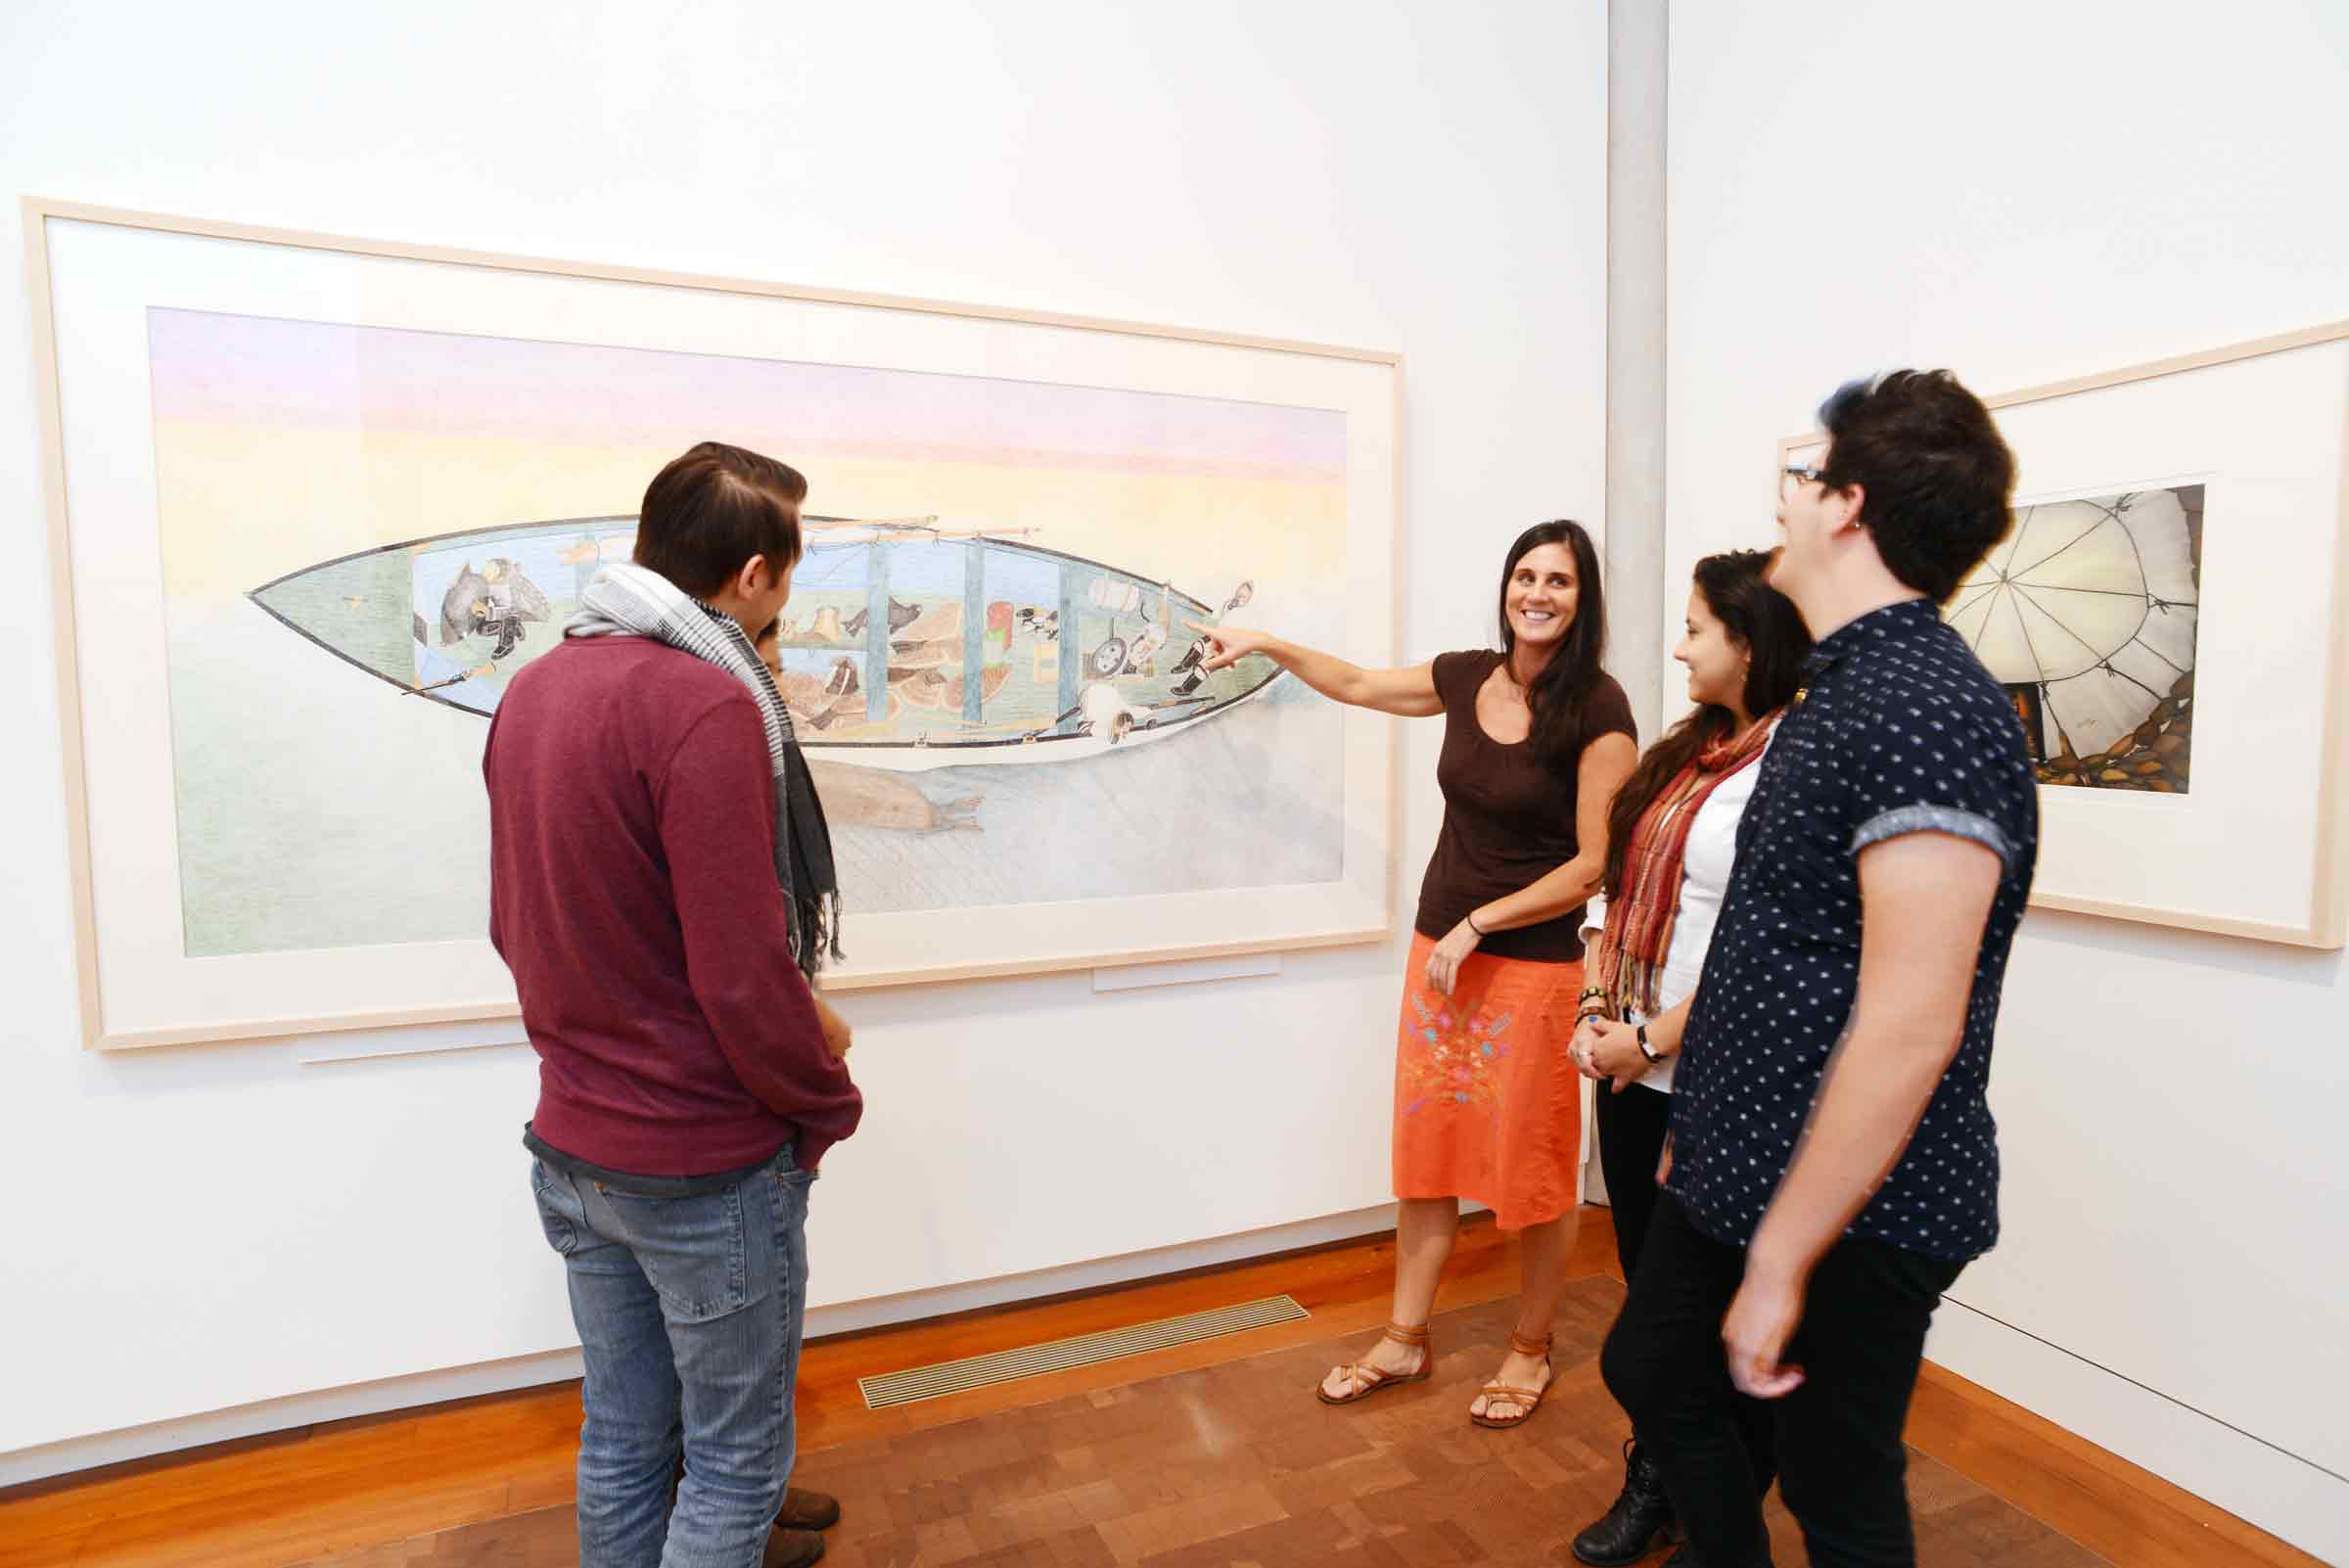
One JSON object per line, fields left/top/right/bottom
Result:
{"left": 530, "top": 1149, "right": 814, "bottom": 1568}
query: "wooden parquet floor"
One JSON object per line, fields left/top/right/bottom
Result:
{"left": 282, "top": 1281, "right": 2107, "bottom": 1567}
{"left": 771, "top": 1282, "right": 2108, "bottom": 1568}
{"left": 2, "top": 1213, "right": 2323, "bottom": 1568}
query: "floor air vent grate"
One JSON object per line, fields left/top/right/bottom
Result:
{"left": 857, "top": 1293, "right": 1310, "bottom": 1408}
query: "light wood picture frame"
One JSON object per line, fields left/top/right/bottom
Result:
{"left": 1780, "top": 320, "right": 2349, "bottom": 946}
{"left": 25, "top": 197, "right": 1405, "bottom": 1049}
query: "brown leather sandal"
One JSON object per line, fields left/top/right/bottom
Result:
{"left": 1468, "top": 1329, "right": 1553, "bottom": 1429}
{"left": 1315, "top": 1320, "right": 1433, "bottom": 1406}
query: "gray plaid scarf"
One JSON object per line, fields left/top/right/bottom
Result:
{"left": 567, "top": 562, "right": 842, "bottom": 977}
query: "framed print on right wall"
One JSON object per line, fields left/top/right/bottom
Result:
{"left": 1783, "top": 319, "right": 2349, "bottom": 947}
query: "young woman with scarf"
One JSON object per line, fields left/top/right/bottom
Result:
{"left": 1565, "top": 548, "right": 1811, "bottom": 1566}
{"left": 1189, "top": 521, "right": 1638, "bottom": 1430}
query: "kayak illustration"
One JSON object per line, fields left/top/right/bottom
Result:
{"left": 250, "top": 513, "right": 1279, "bottom": 775}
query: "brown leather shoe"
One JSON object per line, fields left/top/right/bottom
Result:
{"left": 761, "top": 1524, "right": 825, "bottom": 1567}
{"left": 774, "top": 1487, "right": 843, "bottom": 1531}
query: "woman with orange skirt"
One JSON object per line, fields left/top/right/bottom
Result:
{"left": 1191, "top": 520, "right": 1637, "bottom": 1426}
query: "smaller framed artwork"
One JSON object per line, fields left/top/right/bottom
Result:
{"left": 1953, "top": 482, "right": 2201, "bottom": 796}
{"left": 1783, "top": 319, "right": 2349, "bottom": 947}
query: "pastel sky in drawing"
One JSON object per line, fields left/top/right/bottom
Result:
{"left": 145, "top": 308, "right": 1345, "bottom": 484}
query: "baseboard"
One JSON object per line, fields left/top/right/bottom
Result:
{"left": 0, "top": 1201, "right": 1422, "bottom": 1489}
{"left": 0, "top": 1348, "right": 587, "bottom": 1490}
{"left": 1926, "top": 1296, "right": 2348, "bottom": 1564}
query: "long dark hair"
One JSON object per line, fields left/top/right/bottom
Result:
{"left": 1602, "top": 549, "right": 1811, "bottom": 899}
{"left": 1497, "top": 521, "right": 1608, "bottom": 771}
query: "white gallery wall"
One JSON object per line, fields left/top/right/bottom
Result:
{"left": 1665, "top": 3, "right": 2349, "bottom": 1558}
{"left": 0, "top": 2, "right": 1608, "bottom": 1475}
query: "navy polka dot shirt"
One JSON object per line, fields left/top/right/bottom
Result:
{"left": 1666, "top": 597, "right": 2039, "bottom": 1263}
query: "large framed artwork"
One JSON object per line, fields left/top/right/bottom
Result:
{"left": 26, "top": 199, "right": 1402, "bottom": 1049}
{"left": 1782, "top": 320, "right": 2349, "bottom": 946}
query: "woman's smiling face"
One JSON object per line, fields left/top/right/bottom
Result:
{"left": 1503, "top": 542, "right": 1579, "bottom": 651}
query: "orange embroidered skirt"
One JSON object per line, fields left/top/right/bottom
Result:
{"left": 1392, "top": 931, "right": 1585, "bottom": 1230}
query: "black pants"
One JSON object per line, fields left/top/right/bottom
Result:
{"left": 1601, "top": 1196, "right": 1963, "bottom": 1568}
{"left": 1594, "top": 1081, "right": 1674, "bottom": 1281}
{"left": 1596, "top": 1087, "right": 1777, "bottom": 1504}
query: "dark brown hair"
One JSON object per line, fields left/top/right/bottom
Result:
{"left": 633, "top": 440, "right": 807, "bottom": 600}
{"left": 1602, "top": 550, "right": 1811, "bottom": 899}
{"left": 1817, "top": 370, "right": 2016, "bottom": 601}
{"left": 1497, "top": 520, "right": 1609, "bottom": 772}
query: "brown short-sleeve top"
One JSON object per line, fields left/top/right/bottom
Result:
{"left": 1414, "top": 650, "right": 1638, "bottom": 963}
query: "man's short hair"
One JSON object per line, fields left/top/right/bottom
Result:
{"left": 633, "top": 441, "right": 807, "bottom": 600}
{"left": 1818, "top": 371, "right": 2016, "bottom": 602}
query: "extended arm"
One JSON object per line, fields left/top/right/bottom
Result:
{"left": 1188, "top": 622, "right": 1441, "bottom": 717}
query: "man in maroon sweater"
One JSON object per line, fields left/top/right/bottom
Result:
{"left": 487, "top": 441, "right": 862, "bottom": 1568}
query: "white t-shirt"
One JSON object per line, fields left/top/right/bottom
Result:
{"left": 1583, "top": 721, "right": 1776, "bottom": 1094}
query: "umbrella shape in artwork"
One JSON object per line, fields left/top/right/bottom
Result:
{"left": 1944, "top": 486, "right": 2200, "bottom": 790}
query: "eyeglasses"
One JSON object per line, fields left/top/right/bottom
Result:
{"left": 1780, "top": 462, "right": 1829, "bottom": 499}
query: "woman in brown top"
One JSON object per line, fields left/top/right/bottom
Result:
{"left": 1192, "top": 520, "right": 1637, "bottom": 1427}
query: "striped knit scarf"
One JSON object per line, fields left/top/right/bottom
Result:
{"left": 1589, "top": 713, "right": 1778, "bottom": 1016}
{"left": 567, "top": 563, "right": 842, "bottom": 979}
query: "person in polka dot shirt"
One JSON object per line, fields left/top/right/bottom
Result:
{"left": 1597, "top": 371, "right": 2038, "bottom": 1568}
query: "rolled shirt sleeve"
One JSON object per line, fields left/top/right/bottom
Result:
{"left": 1842, "top": 692, "right": 2030, "bottom": 879}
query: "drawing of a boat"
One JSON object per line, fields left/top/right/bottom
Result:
{"left": 250, "top": 515, "right": 1279, "bottom": 771}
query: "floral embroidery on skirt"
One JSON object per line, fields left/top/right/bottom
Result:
{"left": 1392, "top": 931, "right": 1586, "bottom": 1230}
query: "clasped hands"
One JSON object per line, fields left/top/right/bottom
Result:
{"left": 1569, "top": 1013, "right": 1649, "bottom": 1091}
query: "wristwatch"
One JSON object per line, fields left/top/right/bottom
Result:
{"left": 1635, "top": 1024, "right": 1662, "bottom": 1065}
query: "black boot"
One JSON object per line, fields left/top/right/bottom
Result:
{"left": 1570, "top": 1440, "right": 1675, "bottom": 1566}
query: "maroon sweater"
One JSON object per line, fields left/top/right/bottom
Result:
{"left": 484, "top": 635, "right": 862, "bottom": 1175}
